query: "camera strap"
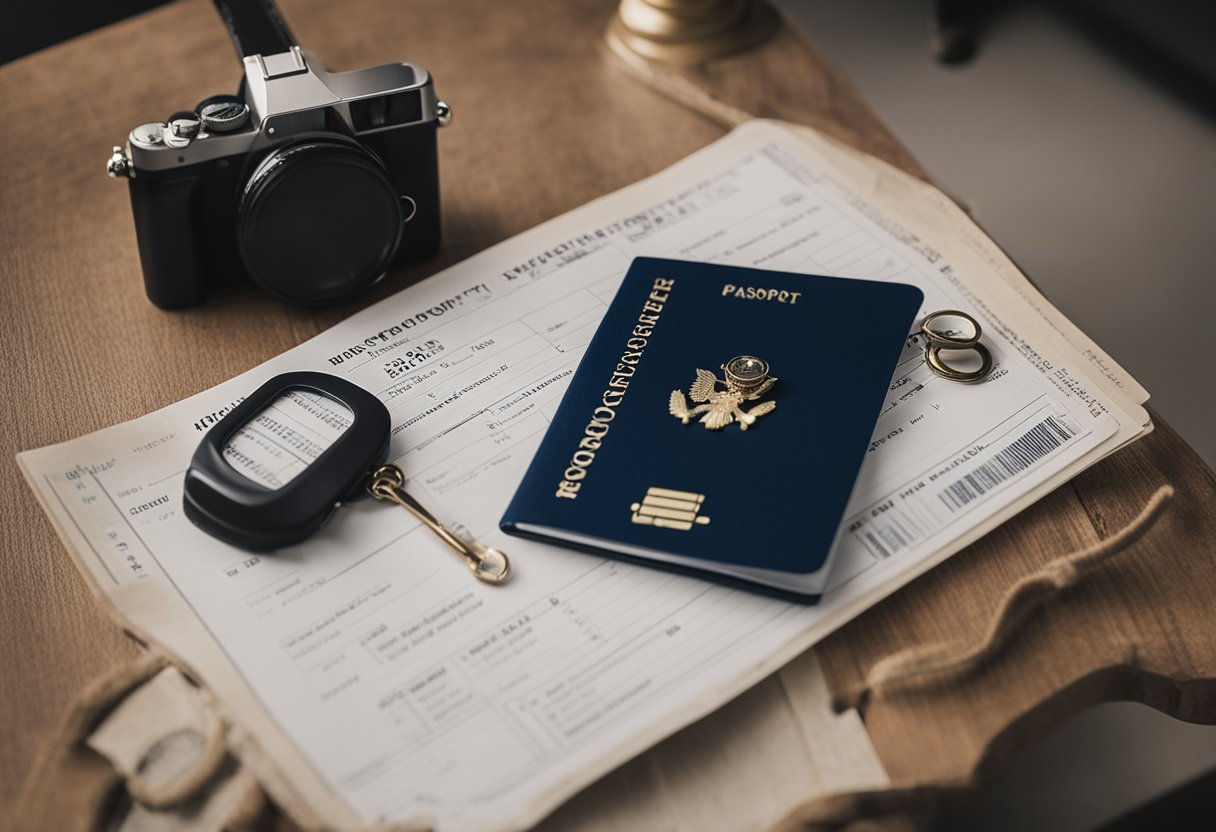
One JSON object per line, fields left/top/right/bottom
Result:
{"left": 212, "top": 0, "right": 297, "bottom": 61}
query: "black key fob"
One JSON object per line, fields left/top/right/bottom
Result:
{"left": 183, "top": 371, "right": 390, "bottom": 551}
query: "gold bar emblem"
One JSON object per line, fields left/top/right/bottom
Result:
{"left": 630, "top": 487, "right": 711, "bottom": 531}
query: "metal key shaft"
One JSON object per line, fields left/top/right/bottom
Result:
{"left": 366, "top": 463, "right": 511, "bottom": 584}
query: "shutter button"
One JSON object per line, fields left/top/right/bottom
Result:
{"left": 129, "top": 122, "right": 165, "bottom": 149}
{"left": 163, "top": 112, "right": 201, "bottom": 148}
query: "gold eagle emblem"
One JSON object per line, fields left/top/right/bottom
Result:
{"left": 669, "top": 356, "right": 777, "bottom": 431}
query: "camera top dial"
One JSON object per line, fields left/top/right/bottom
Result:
{"left": 198, "top": 96, "right": 251, "bottom": 133}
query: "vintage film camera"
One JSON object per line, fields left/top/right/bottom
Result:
{"left": 107, "top": 0, "right": 450, "bottom": 308}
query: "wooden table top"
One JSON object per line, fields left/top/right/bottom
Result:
{"left": 3, "top": 1, "right": 1214, "bottom": 829}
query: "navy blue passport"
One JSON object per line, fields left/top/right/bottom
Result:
{"left": 500, "top": 258, "right": 923, "bottom": 601}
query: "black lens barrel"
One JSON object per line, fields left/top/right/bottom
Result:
{"left": 236, "top": 139, "right": 404, "bottom": 305}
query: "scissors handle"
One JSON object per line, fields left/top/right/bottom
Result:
{"left": 366, "top": 464, "right": 511, "bottom": 584}
{"left": 914, "top": 309, "right": 993, "bottom": 383}
{"left": 921, "top": 309, "right": 982, "bottom": 349}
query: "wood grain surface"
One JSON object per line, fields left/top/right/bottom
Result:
{"left": 2, "top": 0, "right": 1214, "bottom": 829}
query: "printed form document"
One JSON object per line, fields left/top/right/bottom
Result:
{"left": 19, "top": 121, "right": 1149, "bottom": 831}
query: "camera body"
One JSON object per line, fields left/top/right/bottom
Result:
{"left": 111, "top": 26, "right": 448, "bottom": 308}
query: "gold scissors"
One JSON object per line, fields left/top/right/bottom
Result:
{"left": 911, "top": 310, "right": 993, "bottom": 383}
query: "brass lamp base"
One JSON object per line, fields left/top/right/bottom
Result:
{"left": 606, "top": 0, "right": 779, "bottom": 66}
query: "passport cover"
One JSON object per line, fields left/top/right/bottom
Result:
{"left": 500, "top": 258, "right": 923, "bottom": 601}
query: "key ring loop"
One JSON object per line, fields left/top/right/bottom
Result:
{"left": 368, "top": 463, "right": 405, "bottom": 495}
{"left": 921, "top": 309, "right": 982, "bottom": 350}
{"left": 926, "top": 342, "right": 993, "bottom": 383}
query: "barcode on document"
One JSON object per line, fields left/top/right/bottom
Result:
{"left": 939, "top": 416, "right": 1076, "bottom": 512}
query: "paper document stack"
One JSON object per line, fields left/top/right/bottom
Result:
{"left": 18, "top": 121, "right": 1149, "bottom": 831}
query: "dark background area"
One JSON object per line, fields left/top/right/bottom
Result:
{"left": 6, "top": 0, "right": 1216, "bottom": 95}
{"left": 1, "top": 0, "right": 169, "bottom": 64}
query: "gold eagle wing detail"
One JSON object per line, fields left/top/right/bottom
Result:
{"left": 689, "top": 368, "right": 718, "bottom": 403}
{"left": 669, "top": 389, "right": 692, "bottom": 422}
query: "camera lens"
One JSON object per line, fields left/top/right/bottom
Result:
{"left": 236, "top": 139, "right": 403, "bottom": 305}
